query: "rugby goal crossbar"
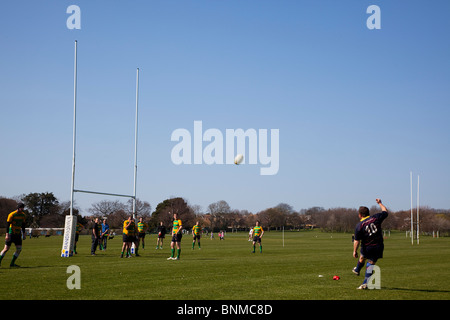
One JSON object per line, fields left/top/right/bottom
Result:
{"left": 73, "top": 189, "right": 136, "bottom": 199}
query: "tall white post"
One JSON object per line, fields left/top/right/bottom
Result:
{"left": 70, "top": 40, "right": 78, "bottom": 217}
{"left": 62, "top": 40, "right": 78, "bottom": 257}
{"left": 132, "top": 68, "right": 139, "bottom": 219}
{"left": 417, "top": 175, "right": 420, "bottom": 245}
{"left": 410, "top": 171, "right": 413, "bottom": 245}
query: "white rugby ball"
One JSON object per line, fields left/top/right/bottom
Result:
{"left": 234, "top": 154, "right": 244, "bottom": 165}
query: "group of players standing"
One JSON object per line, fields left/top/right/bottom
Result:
{"left": 84, "top": 212, "right": 267, "bottom": 260}
{"left": 84, "top": 212, "right": 203, "bottom": 260}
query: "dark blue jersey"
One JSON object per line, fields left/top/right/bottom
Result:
{"left": 354, "top": 211, "right": 388, "bottom": 248}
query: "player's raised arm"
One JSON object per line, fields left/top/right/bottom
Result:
{"left": 376, "top": 198, "right": 387, "bottom": 212}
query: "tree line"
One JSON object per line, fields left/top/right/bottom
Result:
{"left": 1, "top": 192, "right": 450, "bottom": 235}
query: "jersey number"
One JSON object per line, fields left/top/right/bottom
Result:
{"left": 365, "top": 223, "right": 378, "bottom": 236}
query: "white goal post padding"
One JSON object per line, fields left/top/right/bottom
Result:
{"left": 61, "top": 215, "right": 77, "bottom": 257}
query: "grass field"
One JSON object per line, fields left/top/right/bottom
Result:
{"left": 1, "top": 230, "right": 450, "bottom": 300}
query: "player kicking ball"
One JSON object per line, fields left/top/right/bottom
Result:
{"left": 352, "top": 198, "right": 388, "bottom": 289}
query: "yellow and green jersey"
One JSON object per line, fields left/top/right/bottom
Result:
{"left": 7, "top": 210, "right": 26, "bottom": 235}
{"left": 76, "top": 223, "right": 83, "bottom": 234}
{"left": 137, "top": 221, "right": 148, "bottom": 233}
{"left": 172, "top": 219, "right": 182, "bottom": 234}
{"left": 192, "top": 225, "right": 201, "bottom": 235}
{"left": 253, "top": 225, "right": 264, "bottom": 237}
{"left": 123, "top": 220, "right": 136, "bottom": 236}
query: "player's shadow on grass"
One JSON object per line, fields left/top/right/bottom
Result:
{"left": 7, "top": 265, "right": 50, "bottom": 269}
{"left": 383, "top": 287, "right": 450, "bottom": 294}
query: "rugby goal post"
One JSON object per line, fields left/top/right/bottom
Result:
{"left": 62, "top": 40, "right": 140, "bottom": 257}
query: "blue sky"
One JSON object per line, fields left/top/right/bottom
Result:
{"left": 1, "top": 0, "right": 449, "bottom": 214}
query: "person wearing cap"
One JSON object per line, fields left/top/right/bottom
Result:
{"left": 0, "top": 203, "right": 27, "bottom": 267}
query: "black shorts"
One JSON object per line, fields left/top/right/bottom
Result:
{"left": 75, "top": 234, "right": 79, "bottom": 242}
{"left": 253, "top": 236, "right": 261, "bottom": 243}
{"left": 171, "top": 233, "right": 182, "bottom": 242}
{"left": 158, "top": 233, "right": 165, "bottom": 239}
{"left": 138, "top": 233, "right": 146, "bottom": 239}
{"left": 6, "top": 234, "right": 22, "bottom": 247}
{"left": 123, "top": 234, "right": 135, "bottom": 243}
{"left": 361, "top": 244, "right": 384, "bottom": 263}
{"left": 193, "top": 234, "right": 200, "bottom": 240}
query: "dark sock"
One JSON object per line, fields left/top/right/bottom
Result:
{"left": 355, "top": 260, "right": 364, "bottom": 273}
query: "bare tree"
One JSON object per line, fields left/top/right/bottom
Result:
{"left": 258, "top": 207, "right": 286, "bottom": 231}
{"left": 207, "top": 200, "right": 231, "bottom": 231}
{"left": 126, "top": 198, "right": 152, "bottom": 218}
{"left": 88, "top": 200, "right": 126, "bottom": 217}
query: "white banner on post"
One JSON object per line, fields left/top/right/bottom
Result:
{"left": 61, "top": 215, "right": 77, "bottom": 257}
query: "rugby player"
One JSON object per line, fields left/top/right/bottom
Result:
{"left": 137, "top": 217, "right": 149, "bottom": 250}
{"left": 0, "top": 203, "right": 26, "bottom": 267}
{"left": 352, "top": 198, "right": 388, "bottom": 289}
{"left": 252, "top": 221, "right": 264, "bottom": 253}
{"left": 192, "top": 221, "right": 201, "bottom": 250}
{"left": 121, "top": 216, "right": 136, "bottom": 258}
{"left": 167, "top": 213, "right": 182, "bottom": 260}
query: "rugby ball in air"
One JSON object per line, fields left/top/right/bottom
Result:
{"left": 234, "top": 154, "right": 244, "bottom": 165}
